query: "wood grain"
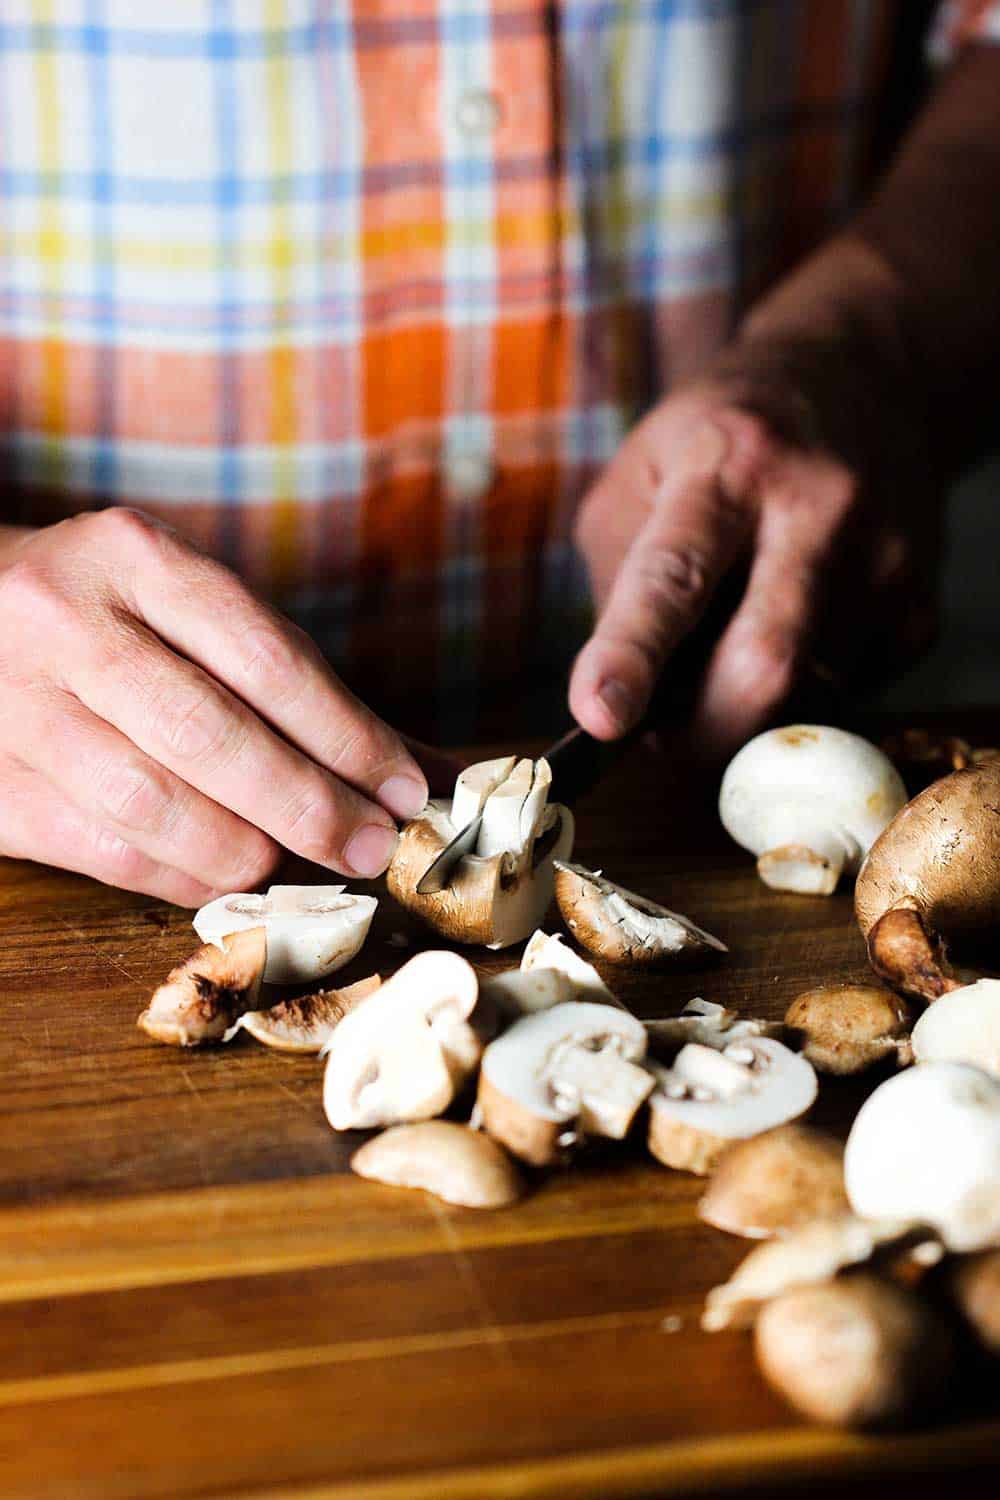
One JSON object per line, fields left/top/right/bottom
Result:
{"left": 0, "top": 730, "right": 996, "bottom": 1498}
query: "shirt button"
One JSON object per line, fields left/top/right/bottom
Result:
{"left": 446, "top": 452, "right": 494, "bottom": 504}
{"left": 455, "top": 88, "right": 503, "bottom": 138}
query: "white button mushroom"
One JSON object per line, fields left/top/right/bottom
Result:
{"left": 484, "top": 929, "right": 622, "bottom": 1016}
{"left": 387, "top": 757, "right": 574, "bottom": 948}
{"left": 910, "top": 978, "right": 1000, "bottom": 1076}
{"left": 193, "top": 884, "right": 377, "bottom": 984}
{"left": 719, "top": 726, "right": 907, "bottom": 895}
{"left": 844, "top": 1061, "right": 1000, "bottom": 1251}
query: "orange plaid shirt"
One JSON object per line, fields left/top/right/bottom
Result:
{"left": 0, "top": 2, "right": 995, "bottom": 738}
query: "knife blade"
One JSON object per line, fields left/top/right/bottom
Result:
{"left": 414, "top": 723, "right": 640, "bottom": 895}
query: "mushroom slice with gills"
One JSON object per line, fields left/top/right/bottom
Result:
{"left": 754, "top": 1274, "right": 956, "bottom": 1429}
{"left": 193, "top": 883, "right": 377, "bottom": 984}
{"left": 844, "top": 1061, "right": 1000, "bottom": 1252}
{"left": 322, "top": 951, "right": 481, "bottom": 1130}
{"left": 783, "top": 984, "right": 912, "bottom": 1075}
{"left": 909, "top": 978, "right": 1000, "bottom": 1077}
{"left": 854, "top": 759, "right": 1000, "bottom": 1003}
{"left": 643, "top": 998, "right": 782, "bottom": 1063}
{"left": 226, "top": 974, "right": 381, "bottom": 1053}
{"left": 553, "top": 862, "right": 727, "bottom": 966}
{"left": 701, "top": 1214, "right": 927, "bottom": 1332}
{"left": 719, "top": 726, "right": 907, "bottom": 895}
{"left": 351, "top": 1122, "right": 524, "bottom": 1209}
{"left": 138, "top": 928, "right": 266, "bottom": 1047}
{"left": 477, "top": 1002, "right": 651, "bottom": 1166}
{"left": 387, "top": 756, "right": 574, "bottom": 949}
{"left": 647, "top": 1036, "right": 817, "bottom": 1176}
{"left": 699, "top": 1124, "right": 849, "bottom": 1240}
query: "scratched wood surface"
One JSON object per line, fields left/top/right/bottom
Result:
{"left": 1, "top": 723, "right": 998, "bottom": 1499}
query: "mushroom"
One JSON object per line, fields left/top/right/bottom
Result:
{"left": 351, "top": 1122, "right": 524, "bottom": 1208}
{"left": 783, "top": 983, "right": 912, "bottom": 1075}
{"left": 552, "top": 862, "right": 726, "bottom": 965}
{"left": 643, "top": 998, "right": 783, "bottom": 1063}
{"left": 322, "top": 951, "right": 482, "bottom": 1130}
{"left": 194, "top": 883, "right": 377, "bottom": 984}
{"left": 844, "top": 1062, "right": 1000, "bottom": 1252}
{"left": 719, "top": 726, "right": 907, "bottom": 895}
{"left": 138, "top": 928, "right": 266, "bottom": 1047}
{"left": 387, "top": 757, "right": 574, "bottom": 948}
{"left": 909, "top": 978, "right": 1000, "bottom": 1077}
{"left": 485, "top": 929, "right": 621, "bottom": 1015}
{"left": 698, "top": 1124, "right": 848, "bottom": 1239}
{"left": 854, "top": 759, "right": 1000, "bottom": 1002}
{"left": 477, "top": 1002, "right": 652, "bottom": 1165}
{"left": 939, "top": 1249, "right": 1000, "bottom": 1355}
{"left": 225, "top": 974, "right": 381, "bottom": 1053}
{"left": 754, "top": 1274, "right": 956, "bottom": 1428}
{"left": 701, "top": 1214, "right": 926, "bottom": 1332}
{"left": 647, "top": 1036, "right": 818, "bottom": 1176}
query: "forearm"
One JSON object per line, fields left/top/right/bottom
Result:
{"left": 736, "top": 44, "right": 1000, "bottom": 470}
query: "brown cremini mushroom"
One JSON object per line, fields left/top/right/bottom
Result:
{"left": 226, "top": 974, "right": 381, "bottom": 1052}
{"left": 351, "top": 1122, "right": 524, "bottom": 1208}
{"left": 698, "top": 1125, "right": 848, "bottom": 1239}
{"left": 552, "top": 862, "right": 726, "bottom": 966}
{"left": 138, "top": 928, "right": 266, "bottom": 1047}
{"left": 784, "top": 983, "right": 912, "bottom": 1075}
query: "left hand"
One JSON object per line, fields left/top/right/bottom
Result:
{"left": 568, "top": 315, "right": 943, "bottom": 760}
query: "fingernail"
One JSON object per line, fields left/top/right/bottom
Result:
{"left": 597, "top": 678, "right": 636, "bottom": 733}
{"left": 345, "top": 824, "right": 399, "bottom": 878}
{"left": 377, "top": 774, "right": 427, "bottom": 820}
{"left": 683, "top": 421, "right": 729, "bottom": 477}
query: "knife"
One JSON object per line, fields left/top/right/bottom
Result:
{"left": 414, "top": 722, "right": 642, "bottom": 894}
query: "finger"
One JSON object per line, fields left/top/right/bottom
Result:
{"left": 2, "top": 685, "right": 279, "bottom": 894}
{"left": 569, "top": 422, "right": 754, "bottom": 739}
{"left": 100, "top": 510, "right": 428, "bottom": 820}
{"left": 0, "top": 756, "right": 218, "bottom": 907}
{"left": 69, "top": 621, "right": 401, "bottom": 880}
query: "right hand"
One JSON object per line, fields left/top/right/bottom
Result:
{"left": 0, "top": 508, "right": 432, "bottom": 905}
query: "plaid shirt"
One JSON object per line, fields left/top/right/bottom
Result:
{"left": 0, "top": 2, "right": 996, "bottom": 738}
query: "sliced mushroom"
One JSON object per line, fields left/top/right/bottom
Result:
{"left": 854, "top": 760, "right": 1000, "bottom": 1002}
{"left": 138, "top": 928, "right": 266, "bottom": 1047}
{"left": 194, "top": 883, "right": 377, "bottom": 984}
{"left": 755, "top": 1274, "right": 956, "bottom": 1428}
{"left": 387, "top": 757, "right": 574, "bottom": 948}
{"left": 323, "top": 951, "right": 481, "bottom": 1130}
{"left": 940, "top": 1249, "right": 1000, "bottom": 1355}
{"left": 647, "top": 1036, "right": 817, "bottom": 1176}
{"left": 719, "top": 726, "right": 906, "bottom": 895}
{"left": 844, "top": 1061, "right": 1000, "bottom": 1252}
{"left": 552, "top": 862, "right": 726, "bottom": 965}
{"left": 485, "top": 928, "right": 619, "bottom": 1015}
{"left": 351, "top": 1122, "right": 524, "bottom": 1208}
{"left": 701, "top": 1214, "right": 924, "bottom": 1332}
{"left": 699, "top": 1125, "right": 848, "bottom": 1239}
{"left": 643, "top": 998, "right": 782, "bottom": 1063}
{"left": 226, "top": 974, "right": 381, "bottom": 1053}
{"left": 477, "top": 1002, "right": 651, "bottom": 1166}
{"left": 784, "top": 984, "right": 912, "bottom": 1075}
{"left": 910, "top": 978, "right": 1000, "bottom": 1077}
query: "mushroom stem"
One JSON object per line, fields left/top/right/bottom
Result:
{"left": 757, "top": 822, "right": 848, "bottom": 896}
{"left": 866, "top": 904, "right": 960, "bottom": 1003}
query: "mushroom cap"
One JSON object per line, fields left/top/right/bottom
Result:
{"left": 855, "top": 760, "right": 1000, "bottom": 940}
{"left": 193, "top": 884, "right": 377, "bottom": 983}
{"left": 699, "top": 1124, "right": 848, "bottom": 1239}
{"left": 910, "top": 978, "right": 1000, "bottom": 1076}
{"left": 552, "top": 862, "right": 726, "bottom": 966}
{"left": 351, "top": 1122, "right": 523, "bottom": 1209}
{"left": 783, "top": 984, "right": 911, "bottom": 1075}
{"left": 720, "top": 725, "right": 906, "bottom": 870}
{"left": 844, "top": 1061, "right": 1000, "bottom": 1251}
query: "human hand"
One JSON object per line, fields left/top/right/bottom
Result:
{"left": 0, "top": 509, "right": 433, "bottom": 904}
{"left": 569, "top": 268, "right": 942, "bottom": 759}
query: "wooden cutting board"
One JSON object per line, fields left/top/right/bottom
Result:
{"left": 1, "top": 734, "right": 997, "bottom": 1499}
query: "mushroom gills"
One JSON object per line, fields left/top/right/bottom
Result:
{"left": 552, "top": 862, "right": 726, "bottom": 965}
{"left": 138, "top": 927, "right": 266, "bottom": 1047}
{"left": 194, "top": 883, "right": 377, "bottom": 984}
{"left": 226, "top": 974, "right": 381, "bottom": 1052}
{"left": 648, "top": 1036, "right": 818, "bottom": 1176}
{"left": 352, "top": 1122, "right": 524, "bottom": 1209}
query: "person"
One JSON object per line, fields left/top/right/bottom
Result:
{"left": 0, "top": 2, "right": 998, "bottom": 905}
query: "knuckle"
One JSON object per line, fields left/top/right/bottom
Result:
{"left": 90, "top": 506, "right": 163, "bottom": 554}
{"left": 279, "top": 777, "right": 343, "bottom": 852}
{"left": 225, "top": 834, "right": 279, "bottom": 892}
{"left": 239, "top": 625, "right": 304, "bottom": 698}
{"left": 91, "top": 825, "right": 148, "bottom": 883}
{"left": 93, "top": 756, "right": 165, "bottom": 832}
{"left": 0, "top": 559, "right": 63, "bottom": 625}
{"left": 636, "top": 543, "right": 708, "bottom": 613}
{"left": 149, "top": 684, "right": 233, "bottom": 765}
